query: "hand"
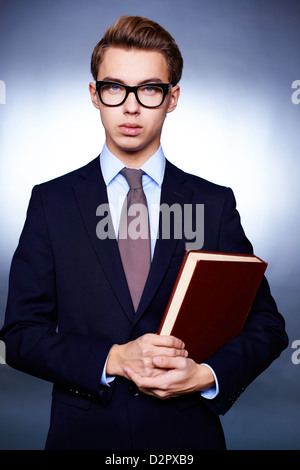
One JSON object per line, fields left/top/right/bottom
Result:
{"left": 106, "top": 333, "right": 188, "bottom": 379}
{"left": 123, "top": 356, "right": 215, "bottom": 400}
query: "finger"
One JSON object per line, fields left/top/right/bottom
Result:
{"left": 124, "top": 366, "right": 164, "bottom": 390}
{"left": 124, "top": 366, "right": 151, "bottom": 388}
{"left": 124, "top": 367, "right": 177, "bottom": 400}
{"left": 150, "top": 334, "right": 186, "bottom": 350}
{"left": 153, "top": 346, "right": 188, "bottom": 358}
{"left": 153, "top": 355, "right": 187, "bottom": 369}
{"left": 123, "top": 365, "right": 135, "bottom": 381}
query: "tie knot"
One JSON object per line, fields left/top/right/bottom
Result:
{"left": 120, "top": 167, "right": 143, "bottom": 190}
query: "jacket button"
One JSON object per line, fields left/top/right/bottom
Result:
{"left": 129, "top": 384, "right": 139, "bottom": 397}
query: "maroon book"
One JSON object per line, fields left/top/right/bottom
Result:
{"left": 157, "top": 251, "right": 267, "bottom": 363}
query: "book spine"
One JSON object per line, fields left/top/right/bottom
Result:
{"left": 157, "top": 250, "right": 190, "bottom": 334}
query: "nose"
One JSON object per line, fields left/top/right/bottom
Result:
{"left": 123, "top": 90, "right": 140, "bottom": 114}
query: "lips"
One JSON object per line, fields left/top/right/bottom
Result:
{"left": 119, "top": 123, "right": 142, "bottom": 136}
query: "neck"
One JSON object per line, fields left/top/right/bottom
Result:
{"left": 106, "top": 140, "right": 161, "bottom": 169}
{"left": 114, "top": 153, "right": 151, "bottom": 169}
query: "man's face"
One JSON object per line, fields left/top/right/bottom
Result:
{"left": 89, "top": 47, "right": 180, "bottom": 166}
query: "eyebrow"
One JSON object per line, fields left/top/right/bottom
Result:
{"left": 101, "top": 76, "right": 165, "bottom": 85}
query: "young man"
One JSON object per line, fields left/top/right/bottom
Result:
{"left": 0, "top": 15, "right": 288, "bottom": 450}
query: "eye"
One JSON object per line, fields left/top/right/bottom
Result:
{"left": 144, "top": 86, "right": 155, "bottom": 93}
{"left": 140, "top": 85, "right": 160, "bottom": 95}
{"left": 101, "top": 83, "right": 124, "bottom": 94}
{"left": 108, "top": 84, "right": 122, "bottom": 93}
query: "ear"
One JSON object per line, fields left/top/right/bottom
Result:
{"left": 89, "top": 82, "right": 100, "bottom": 109}
{"left": 167, "top": 85, "right": 180, "bottom": 114}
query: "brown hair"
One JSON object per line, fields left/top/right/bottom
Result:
{"left": 91, "top": 15, "right": 183, "bottom": 85}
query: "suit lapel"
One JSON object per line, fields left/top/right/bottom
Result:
{"left": 73, "top": 157, "right": 135, "bottom": 322}
{"left": 133, "top": 160, "right": 193, "bottom": 325}
{"left": 72, "top": 157, "right": 193, "bottom": 326}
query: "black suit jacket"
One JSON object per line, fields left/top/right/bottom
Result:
{"left": 0, "top": 156, "right": 288, "bottom": 449}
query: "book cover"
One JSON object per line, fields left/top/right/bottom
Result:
{"left": 157, "top": 251, "right": 267, "bottom": 363}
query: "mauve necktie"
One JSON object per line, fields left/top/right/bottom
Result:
{"left": 118, "top": 168, "right": 151, "bottom": 311}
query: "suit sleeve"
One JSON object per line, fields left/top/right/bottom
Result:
{"left": 0, "top": 186, "right": 114, "bottom": 401}
{"left": 203, "top": 188, "right": 288, "bottom": 415}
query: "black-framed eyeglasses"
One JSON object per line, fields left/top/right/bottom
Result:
{"left": 96, "top": 81, "right": 172, "bottom": 108}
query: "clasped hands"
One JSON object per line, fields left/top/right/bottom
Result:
{"left": 106, "top": 333, "right": 215, "bottom": 399}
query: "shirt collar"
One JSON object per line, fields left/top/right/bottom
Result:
{"left": 99, "top": 142, "right": 166, "bottom": 187}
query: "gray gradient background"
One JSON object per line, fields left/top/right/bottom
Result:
{"left": 0, "top": 0, "right": 299, "bottom": 450}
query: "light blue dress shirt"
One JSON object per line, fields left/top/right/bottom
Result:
{"left": 99, "top": 142, "right": 218, "bottom": 399}
{"left": 100, "top": 142, "right": 164, "bottom": 259}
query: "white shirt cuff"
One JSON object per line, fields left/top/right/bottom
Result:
{"left": 200, "top": 363, "right": 219, "bottom": 399}
{"left": 101, "top": 351, "right": 115, "bottom": 386}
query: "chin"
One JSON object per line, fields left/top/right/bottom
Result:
{"left": 117, "top": 140, "right": 148, "bottom": 154}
